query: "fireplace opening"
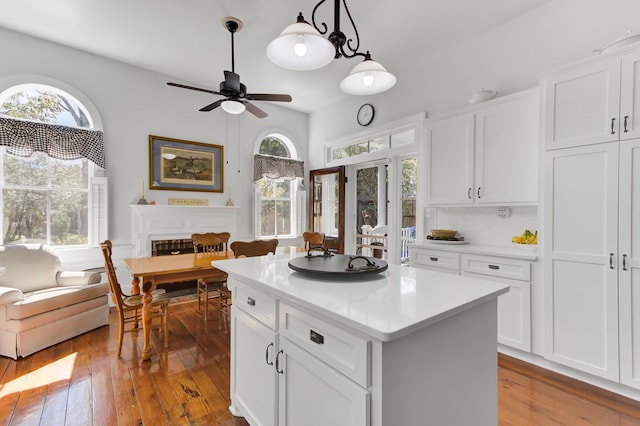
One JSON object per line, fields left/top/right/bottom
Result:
{"left": 151, "top": 239, "right": 197, "bottom": 298}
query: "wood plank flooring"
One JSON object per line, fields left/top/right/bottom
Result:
{"left": 1, "top": 300, "right": 639, "bottom": 425}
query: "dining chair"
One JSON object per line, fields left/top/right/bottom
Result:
{"left": 100, "top": 240, "right": 169, "bottom": 358}
{"left": 303, "top": 232, "right": 325, "bottom": 250}
{"left": 222, "top": 239, "right": 279, "bottom": 326}
{"left": 191, "top": 232, "right": 230, "bottom": 322}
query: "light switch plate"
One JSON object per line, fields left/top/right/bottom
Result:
{"left": 496, "top": 207, "right": 511, "bottom": 218}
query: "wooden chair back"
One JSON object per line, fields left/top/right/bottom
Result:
{"left": 100, "top": 240, "right": 125, "bottom": 309}
{"left": 230, "top": 239, "right": 279, "bottom": 258}
{"left": 192, "top": 232, "right": 230, "bottom": 253}
{"left": 192, "top": 232, "right": 229, "bottom": 253}
{"left": 303, "top": 232, "right": 325, "bottom": 249}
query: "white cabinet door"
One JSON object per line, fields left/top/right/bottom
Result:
{"left": 277, "top": 337, "right": 369, "bottom": 426}
{"left": 544, "top": 58, "right": 621, "bottom": 150}
{"left": 425, "top": 113, "right": 475, "bottom": 205}
{"left": 231, "top": 307, "right": 278, "bottom": 426}
{"left": 620, "top": 51, "right": 640, "bottom": 141}
{"left": 475, "top": 91, "right": 539, "bottom": 204}
{"left": 544, "top": 143, "right": 619, "bottom": 380}
{"left": 619, "top": 138, "right": 640, "bottom": 389}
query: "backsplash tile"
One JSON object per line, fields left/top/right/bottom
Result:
{"left": 425, "top": 206, "right": 538, "bottom": 247}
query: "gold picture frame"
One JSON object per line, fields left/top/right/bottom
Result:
{"left": 149, "top": 135, "right": 223, "bottom": 192}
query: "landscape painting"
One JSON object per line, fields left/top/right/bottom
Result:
{"left": 149, "top": 135, "right": 223, "bottom": 192}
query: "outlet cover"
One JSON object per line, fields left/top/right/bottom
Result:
{"left": 497, "top": 207, "right": 511, "bottom": 218}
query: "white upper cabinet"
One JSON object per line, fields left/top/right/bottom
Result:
{"left": 425, "top": 113, "right": 475, "bottom": 205}
{"left": 475, "top": 92, "right": 539, "bottom": 204}
{"left": 543, "top": 47, "right": 640, "bottom": 150}
{"left": 425, "top": 89, "right": 539, "bottom": 206}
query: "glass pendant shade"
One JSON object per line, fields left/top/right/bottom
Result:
{"left": 267, "top": 20, "right": 335, "bottom": 71}
{"left": 340, "top": 58, "right": 397, "bottom": 95}
{"left": 221, "top": 100, "right": 246, "bottom": 114}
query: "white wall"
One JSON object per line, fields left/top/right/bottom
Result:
{"left": 0, "top": 27, "right": 308, "bottom": 253}
{"left": 308, "top": 0, "right": 640, "bottom": 169}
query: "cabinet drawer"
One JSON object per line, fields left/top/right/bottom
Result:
{"left": 231, "top": 278, "right": 277, "bottom": 330}
{"left": 279, "top": 302, "right": 370, "bottom": 388}
{"left": 411, "top": 248, "right": 460, "bottom": 271}
{"left": 461, "top": 254, "right": 530, "bottom": 281}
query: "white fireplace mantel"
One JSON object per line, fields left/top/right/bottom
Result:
{"left": 130, "top": 204, "right": 239, "bottom": 257}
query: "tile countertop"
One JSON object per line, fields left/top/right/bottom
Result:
{"left": 411, "top": 241, "right": 538, "bottom": 261}
{"left": 213, "top": 253, "right": 508, "bottom": 342}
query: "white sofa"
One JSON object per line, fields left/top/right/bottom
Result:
{"left": 0, "top": 244, "right": 110, "bottom": 359}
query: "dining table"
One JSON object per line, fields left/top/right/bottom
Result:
{"left": 123, "top": 250, "right": 232, "bottom": 361}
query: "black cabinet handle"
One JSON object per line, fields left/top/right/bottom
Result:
{"left": 610, "top": 253, "right": 614, "bottom": 269}
{"left": 310, "top": 330, "right": 324, "bottom": 345}
{"left": 247, "top": 297, "right": 256, "bottom": 306}
{"left": 477, "top": 187, "right": 481, "bottom": 199}
{"left": 265, "top": 342, "right": 274, "bottom": 366}
{"left": 624, "top": 115, "right": 629, "bottom": 133}
{"left": 430, "top": 257, "right": 438, "bottom": 262}
{"left": 622, "top": 254, "right": 628, "bottom": 271}
{"left": 488, "top": 264, "right": 499, "bottom": 270}
{"left": 275, "top": 349, "right": 284, "bottom": 374}
{"left": 468, "top": 188, "right": 472, "bottom": 199}
{"left": 611, "top": 117, "right": 616, "bottom": 134}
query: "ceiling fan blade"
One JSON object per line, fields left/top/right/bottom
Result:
{"left": 199, "top": 99, "right": 225, "bottom": 112}
{"left": 246, "top": 93, "right": 292, "bottom": 102}
{"left": 244, "top": 101, "right": 268, "bottom": 119}
{"left": 224, "top": 71, "right": 241, "bottom": 93}
{"left": 167, "top": 82, "right": 222, "bottom": 96}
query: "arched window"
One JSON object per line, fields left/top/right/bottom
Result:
{"left": 254, "top": 133, "right": 304, "bottom": 239}
{"left": 0, "top": 83, "right": 106, "bottom": 246}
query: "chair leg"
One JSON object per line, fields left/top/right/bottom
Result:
{"left": 163, "top": 304, "right": 168, "bottom": 349}
{"left": 117, "top": 311, "right": 125, "bottom": 358}
{"left": 204, "top": 285, "right": 209, "bottom": 321}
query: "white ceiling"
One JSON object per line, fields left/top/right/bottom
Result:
{"left": 0, "top": 0, "right": 550, "bottom": 113}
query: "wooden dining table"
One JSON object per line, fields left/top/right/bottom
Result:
{"left": 123, "top": 251, "right": 232, "bottom": 361}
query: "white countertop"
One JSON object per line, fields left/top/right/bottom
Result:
{"left": 411, "top": 241, "right": 538, "bottom": 261}
{"left": 213, "top": 253, "right": 508, "bottom": 342}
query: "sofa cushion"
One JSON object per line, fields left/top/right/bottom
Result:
{"left": 6, "top": 282, "right": 108, "bottom": 320}
{"left": 0, "top": 244, "right": 62, "bottom": 292}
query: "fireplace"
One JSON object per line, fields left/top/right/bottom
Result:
{"left": 130, "top": 204, "right": 239, "bottom": 257}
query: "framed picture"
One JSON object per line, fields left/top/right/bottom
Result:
{"left": 149, "top": 135, "right": 224, "bottom": 192}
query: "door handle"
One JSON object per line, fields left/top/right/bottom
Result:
{"left": 265, "top": 342, "right": 274, "bottom": 366}
{"left": 609, "top": 253, "right": 614, "bottom": 269}
{"left": 488, "top": 264, "right": 500, "bottom": 270}
{"left": 622, "top": 254, "right": 628, "bottom": 271}
{"left": 477, "top": 187, "right": 481, "bottom": 199}
{"left": 247, "top": 297, "right": 256, "bottom": 306}
{"left": 611, "top": 117, "right": 616, "bottom": 134}
{"left": 468, "top": 188, "right": 472, "bottom": 199}
{"left": 430, "top": 257, "right": 439, "bottom": 262}
{"left": 624, "top": 115, "right": 629, "bottom": 133}
{"left": 275, "top": 349, "right": 284, "bottom": 374}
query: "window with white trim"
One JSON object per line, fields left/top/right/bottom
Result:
{"left": 254, "top": 134, "right": 303, "bottom": 239}
{"left": 0, "top": 83, "right": 107, "bottom": 247}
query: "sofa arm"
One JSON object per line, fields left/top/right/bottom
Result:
{"left": 0, "top": 286, "right": 24, "bottom": 305}
{"left": 56, "top": 271, "right": 102, "bottom": 286}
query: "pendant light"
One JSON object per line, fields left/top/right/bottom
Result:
{"left": 267, "top": 0, "right": 396, "bottom": 96}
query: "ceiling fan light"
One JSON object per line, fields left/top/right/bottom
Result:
{"left": 267, "top": 18, "right": 335, "bottom": 70}
{"left": 340, "top": 58, "right": 397, "bottom": 95}
{"left": 221, "top": 100, "right": 246, "bottom": 114}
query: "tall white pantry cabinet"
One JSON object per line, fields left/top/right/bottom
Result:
{"left": 542, "top": 44, "right": 640, "bottom": 388}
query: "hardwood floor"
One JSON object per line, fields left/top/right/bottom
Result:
{"left": 1, "top": 300, "right": 639, "bottom": 425}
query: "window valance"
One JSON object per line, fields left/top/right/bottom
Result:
{"left": 0, "top": 117, "right": 106, "bottom": 168}
{"left": 253, "top": 154, "right": 304, "bottom": 182}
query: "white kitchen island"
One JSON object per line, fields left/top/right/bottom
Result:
{"left": 213, "top": 253, "right": 509, "bottom": 426}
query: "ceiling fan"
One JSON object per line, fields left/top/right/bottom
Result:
{"left": 167, "top": 17, "right": 292, "bottom": 118}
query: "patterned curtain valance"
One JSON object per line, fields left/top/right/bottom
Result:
{"left": 253, "top": 154, "right": 304, "bottom": 182}
{"left": 0, "top": 117, "right": 106, "bottom": 168}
